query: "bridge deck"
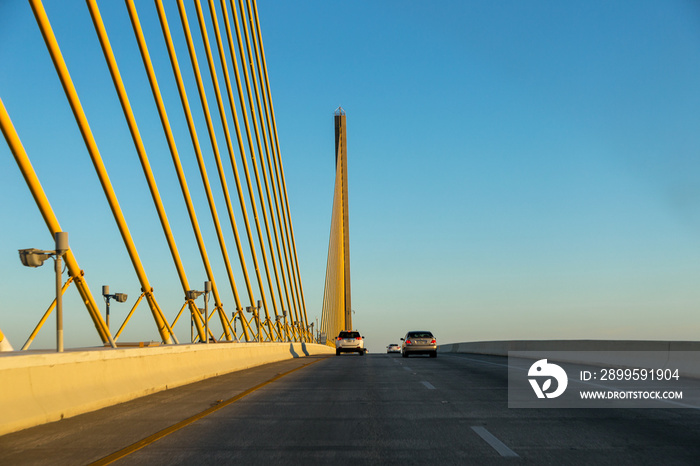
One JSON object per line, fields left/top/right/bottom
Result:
{"left": 3, "top": 353, "right": 700, "bottom": 464}
{"left": 0, "top": 355, "right": 329, "bottom": 465}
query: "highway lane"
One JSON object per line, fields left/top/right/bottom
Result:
{"left": 114, "top": 352, "right": 700, "bottom": 464}
{"left": 3, "top": 352, "right": 700, "bottom": 464}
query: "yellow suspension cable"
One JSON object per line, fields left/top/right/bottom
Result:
{"left": 217, "top": 0, "right": 288, "bottom": 339}
{"left": 241, "top": 0, "right": 301, "bottom": 339}
{"left": 231, "top": 0, "right": 295, "bottom": 338}
{"left": 1, "top": 95, "right": 116, "bottom": 348}
{"left": 127, "top": 0, "right": 239, "bottom": 341}
{"left": 156, "top": 0, "right": 242, "bottom": 341}
{"left": 87, "top": 0, "right": 208, "bottom": 343}
{"left": 250, "top": 0, "right": 309, "bottom": 335}
{"left": 29, "top": 0, "right": 176, "bottom": 344}
{"left": 193, "top": 0, "right": 277, "bottom": 340}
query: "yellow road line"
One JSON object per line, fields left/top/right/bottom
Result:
{"left": 90, "top": 356, "right": 328, "bottom": 465}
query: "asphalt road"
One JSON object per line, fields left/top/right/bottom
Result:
{"left": 2, "top": 352, "right": 700, "bottom": 465}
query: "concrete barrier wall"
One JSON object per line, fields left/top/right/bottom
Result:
{"left": 439, "top": 340, "right": 700, "bottom": 355}
{"left": 439, "top": 340, "right": 700, "bottom": 378}
{"left": 0, "top": 342, "right": 334, "bottom": 436}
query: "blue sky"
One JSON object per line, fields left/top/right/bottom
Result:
{"left": 1, "top": 1, "right": 700, "bottom": 353}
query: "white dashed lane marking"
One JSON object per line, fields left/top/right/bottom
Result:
{"left": 471, "top": 426, "right": 519, "bottom": 458}
{"left": 421, "top": 381, "right": 436, "bottom": 390}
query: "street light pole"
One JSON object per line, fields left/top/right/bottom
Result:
{"left": 186, "top": 288, "right": 205, "bottom": 343}
{"left": 54, "top": 232, "right": 68, "bottom": 353}
{"left": 104, "top": 287, "right": 111, "bottom": 330}
{"left": 204, "top": 281, "right": 211, "bottom": 344}
{"left": 55, "top": 242, "right": 63, "bottom": 353}
{"left": 282, "top": 309, "right": 288, "bottom": 341}
{"left": 19, "top": 231, "right": 69, "bottom": 353}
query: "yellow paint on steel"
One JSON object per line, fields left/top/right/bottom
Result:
{"left": 0, "top": 96, "right": 116, "bottom": 348}
{"left": 175, "top": 0, "right": 251, "bottom": 341}
{"left": 240, "top": 0, "right": 299, "bottom": 338}
{"left": 193, "top": 0, "right": 278, "bottom": 340}
{"left": 20, "top": 277, "right": 74, "bottom": 351}
{"left": 155, "top": 0, "right": 242, "bottom": 341}
{"left": 274, "top": 150, "right": 310, "bottom": 337}
{"left": 238, "top": 307, "right": 255, "bottom": 341}
{"left": 238, "top": 0, "right": 301, "bottom": 339}
{"left": 126, "top": 0, "right": 239, "bottom": 341}
{"left": 226, "top": 0, "right": 292, "bottom": 340}
{"left": 6, "top": 1, "right": 307, "bottom": 347}
{"left": 29, "top": 0, "right": 175, "bottom": 344}
{"left": 239, "top": 0, "right": 299, "bottom": 331}
{"left": 216, "top": 0, "right": 283, "bottom": 342}
{"left": 114, "top": 292, "right": 145, "bottom": 341}
{"left": 248, "top": 0, "right": 310, "bottom": 337}
{"left": 87, "top": 0, "right": 208, "bottom": 343}
{"left": 205, "top": 0, "right": 278, "bottom": 342}
{"left": 244, "top": 0, "right": 307, "bottom": 337}
{"left": 171, "top": 302, "right": 189, "bottom": 329}
{"left": 320, "top": 170, "right": 341, "bottom": 344}
{"left": 215, "top": 0, "right": 287, "bottom": 340}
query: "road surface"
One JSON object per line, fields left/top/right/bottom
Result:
{"left": 2, "top": 352, "right": 700, "bottom": 464}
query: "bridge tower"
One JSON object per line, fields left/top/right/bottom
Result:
{"left": 320, "top": 108, "right": 352, "bottom": 343}
{"left": 336, "top": 108, "right": 352, "bottom": 331}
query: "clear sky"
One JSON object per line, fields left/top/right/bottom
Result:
{"left": 1, "top": 1, "right": 699, "bottom": 353}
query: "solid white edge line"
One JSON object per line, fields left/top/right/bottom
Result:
{"left": 471, "top": 426, "right": 519, "bottom": 458}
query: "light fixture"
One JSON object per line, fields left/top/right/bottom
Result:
{"left": 245, "top": 301, "right": 262, "bottom": 341}
{"left": 186, "top": 282, "right": 211, "bottom": 343}
{"left": 18, "top": 248, "right": 52, "bottom": 267}
{"left": 102, "top": 285, "right": 128, "bottom": 331}
{"left": 18, "top": 232, "right": 69, "bottom": 352}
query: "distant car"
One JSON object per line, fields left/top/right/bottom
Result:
{"left": 401, "top": 331, "right": 437, "bottom": 358}
{"left": 335, "top": 330, "right": 365, "bottom": 355}
{"left": 386, "top": 344, "right": 401, "bottom": 354}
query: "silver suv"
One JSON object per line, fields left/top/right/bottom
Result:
{"left": 335, "top": 330, "right": 365, "bottom": 355}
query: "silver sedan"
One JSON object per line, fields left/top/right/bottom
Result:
{"left": 401, "top": 331, "right": 437, "bottom": 358}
